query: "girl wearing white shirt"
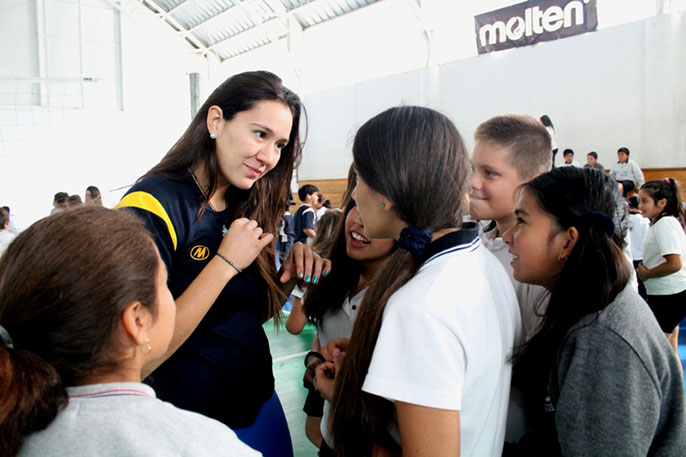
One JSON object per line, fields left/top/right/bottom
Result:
{"left": 302, "top": 172, "right": 395, "bottom": 453}
{"left": 637, "top": 178, "right": 686, "bottom": 354}
{"left": 317, "top": 106, "right": 520, "bottom": 457}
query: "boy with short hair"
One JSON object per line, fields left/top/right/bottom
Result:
{"left": 559, "top": 148, "right": 582, "bottom": 168}
{"left": 470, "top": 114, "right": 553, "bottom": 443}
{"left": 294, "top": 184, "right": 319, "bottom": 243}
{"left": 470, "top": 114, "right": 552, "bottom": 340}
{"left": 584, "top": 151, "right": 605, "bottom": 173}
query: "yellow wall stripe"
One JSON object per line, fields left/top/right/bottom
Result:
{"left": 115, "top": 191, "right": 178, "bottom": 251}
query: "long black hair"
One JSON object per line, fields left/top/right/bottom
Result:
{"left": 512, "top": 167, "right": 631, "bottom": 419}
{"left": 640, "top": 178, "right": 686, "bottom": 230}
{"left": 143, "top": 71, "right": 305, "bottom": 321}
{"left": 331, "top": 106, "right": 471, "bottom": 457}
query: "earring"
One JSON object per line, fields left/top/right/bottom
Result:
{"left": 380, "top": 203, "right": 386, "bottom": 208}
{"left": 143, "top": 338, "right": 152, "bottom": 354}
{"left": 209, "top": 132, "right": 217, "bottom": 139}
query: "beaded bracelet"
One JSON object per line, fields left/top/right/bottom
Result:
{"left": 215, "top": 253, "right": 242, "bottom": 274}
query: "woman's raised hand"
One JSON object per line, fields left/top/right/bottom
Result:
{"left": 218, "top": 218, "right": 273, "bottom": 270}
{"left": 279, "top": 241, "right": 332, "bottom": 285}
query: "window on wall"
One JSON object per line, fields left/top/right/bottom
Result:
{"left": 0, "top": 0, "right": 122, "bottom": 110}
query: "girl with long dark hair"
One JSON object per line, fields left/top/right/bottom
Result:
{"left": 0, "top": 207, "right": 259, "bottom": 457}
{"left": 502, "top": 167, "right": 685, "bottom": 455}
{"left": 320, "top": 106, "right": 520, "bottom": 457}
{"left": 637, "top": 178, "right": 686, "bottom": 356}
{"left": 301, "top": 169, "right": 395, "bottom": 453}
{"left": 116, "top": 71, "right": 329, "bottom": 457}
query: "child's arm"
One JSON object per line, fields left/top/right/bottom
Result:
{"left": 637, "top": 254, "right": 683, "bottom": 280}
{"left": 286, "top": 296, "right": 308, "bottom": 334}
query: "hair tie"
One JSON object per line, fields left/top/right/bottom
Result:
{"left": 398, "top": 226, "right": 432, "bottom": 256}
{"left": 664, "top": 177, "right": 671, "bottom": 184}
{"left": 0, "top": 325, "right": 13, "bottom": 349}
{"left": 578, "top": 211, "right": 615, "bottom": 237}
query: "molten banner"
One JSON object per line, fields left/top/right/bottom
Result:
{"left": 475, "top": 0, "right": 598, "bottom": 54}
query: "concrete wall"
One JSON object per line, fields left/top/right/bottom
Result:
{"left": 299, "top": 11, "right": 686, "bottom": 179}
{"left": 0, "top": 0, "right": 207, "bottom": 228}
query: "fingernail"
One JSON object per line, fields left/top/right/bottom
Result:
{"left": 297, "top": 270, "right": 304, "bottom": 278}
{"left": 313, "top": 277, "right": 319, "bottom": 284}
{"left": 323, "top": 270, "right": 329, "bottom": 277}
{"left": 305, "top": 275, "right": 311, "bottom": 283}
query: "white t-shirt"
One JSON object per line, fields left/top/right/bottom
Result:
{"left": 643, "top": 216, "right": 686, "bottom": 295}
{"left": 319, "top": 290, "right": 366, "bottom": 446}
{"left": 0, "top": 229, "right": 16, "bottom": 255}
{"left": 629, "top": 213, "right": 650, "bottom": 261}
{"left": 362, "top": 228, "right": 520, "bottom": 457}
{"left": 559, "top": 160, "right": 582, "bottom": 168}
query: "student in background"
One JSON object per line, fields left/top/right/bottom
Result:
{"left": 85, "top": 186, "right": 103, "bottom": 206}
{"left": 609, "top": 147, "right": 645, "bottom": 198}
{"left": 294, "top": 184, "right": 319, "bottom": 243}
{"left": 0, "top": 207, "right": 260, "bottom": 457}
{"left": 539, "top": 115, "right": 557, "bottom": 168}
{"left": 51, "top": 192, "right": 69, "bottom": 215}
{"left": 558, "top": 149, "right": 581, "bottom": 168}
{"left": 318, "top": 106, "right": 519, "bottom": 457}
{"left": 628, "top": 195, "right": 650, "bottom": 300}
{"left": 583, "top": 151, "right": 604, "bottom": 174}
{"left": 68, "top": 195, "right": 83, "bottom": 208}
{"left": 503, "top": 167, "right": 686, "bottom": 456}
{"left": 0, "top": 207, "right": 16, "bottom": 255}
{"left": 637, "top": 178, "right": 686, "bottom": 356}
{"left": 277, "top": 193, "right": 296, "bottom": 269}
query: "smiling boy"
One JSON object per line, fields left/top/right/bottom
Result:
{"left": 469, "top": 114, "right": 552, "bottom": 340}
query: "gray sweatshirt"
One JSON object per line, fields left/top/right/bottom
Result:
{"left": 19, "top": 382, "right": 262, "bottom": 457}
{"left": 550, "top": 286, "right": 686, "bottom": 456}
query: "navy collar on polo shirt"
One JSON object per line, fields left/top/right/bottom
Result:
{"left": 419, "top": 222, "right": 479, "bottom": 265}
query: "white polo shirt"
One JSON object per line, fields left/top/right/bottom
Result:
{"left": 362, "top": 225, "right": 520, "bottom": 457}
{"left": 643, "top": 216, "right": 686, "bottom": 295}
{"left": 320, "top": 290, "right": 366, "bottom": 447}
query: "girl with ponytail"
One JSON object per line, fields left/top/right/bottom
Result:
{"left": 317, "top": 106, "right": 521, "bottom": 456}
{"left": 637, "top": 178, "right": 686, "bottom": 355}
{"left": 0, "top": 207, "right": 258, "bottom": 457}
{"left": 502, "top": 167, "right": 685, "bottom": 455}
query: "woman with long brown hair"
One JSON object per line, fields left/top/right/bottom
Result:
{"left": 0, "top": 207, "right": 260, "bottom": 457}
{"left": 116, "top": 71, "right": 329, "bottom": 457}
{"left": 318, "top": 106, "right": 520, "bottom": 456}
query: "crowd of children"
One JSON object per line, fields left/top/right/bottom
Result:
{"left": 1, "top": 71, "right": 685, "bottom": 457}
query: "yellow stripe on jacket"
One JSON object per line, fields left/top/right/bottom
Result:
{"left": 115, "top": 191, "right": 178, "bottom": 251}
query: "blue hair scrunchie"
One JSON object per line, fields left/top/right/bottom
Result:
{"left": 398, "top": 226, "right": 433, "bottom": 256}
{"left": 578, "top": 211, "right": 615, "bottom": 237}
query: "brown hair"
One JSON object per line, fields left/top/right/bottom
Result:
{"left": 0, "top": 207, "right": 8, "bottom": 229}
{"left": 142, "top": 71, "right": 305, "bottom": 322}
{"left": 331, "top": 106, "right": 471, "bottom": 456}
{"left": 0, "top": 207, "right": 159, "bottom": 455}
{"left": 475, "top": 114, "right": 552, "bottom": 179}
{"left": 311, "top": 210, "right": 341, "bottom": 256}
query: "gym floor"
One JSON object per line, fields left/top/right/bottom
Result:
{"left": 266, "top": 318, "right": 686, "bottom": 457}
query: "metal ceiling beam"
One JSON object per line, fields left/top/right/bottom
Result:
{"left": 141, "top": 0, "right": 213, "bottom": 54}
{"left": 161, "top": 0, "right": 191, "bottom": 20}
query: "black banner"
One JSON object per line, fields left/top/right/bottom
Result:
{"left": 475, "top": 0, "right": 598, "bottom": 54}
